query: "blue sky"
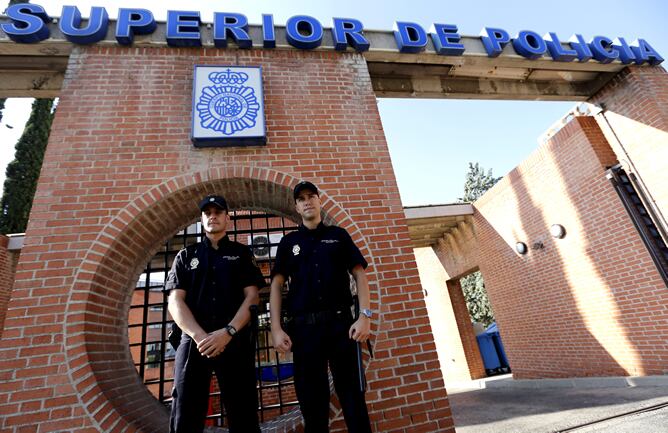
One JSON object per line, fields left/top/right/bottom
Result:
{"left": 1, "top": 0, "right": 666, "bottom": 206}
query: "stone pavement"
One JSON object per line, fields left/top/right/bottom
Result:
{"left": 446, "top": 375, "right": 668, "bottom": 433}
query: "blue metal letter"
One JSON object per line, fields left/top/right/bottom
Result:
{"left": 630, "top": 39, "right": 664, "bottom": 65}
{"left": 59, "top": 6, "right": 109, "bottom": 45}
{"left": 214, "top": 13, "right": 252, "bottom": 48}
{"left": 512, "top": 30, "right": 547, "bottom": 60}
{"left": 393, "top": 21, "right": 427, "bottom": 54}
{"left": 285, "top": 15, "right": 323, "bottom": 50}
{"left": 544, "top": 32, "right": 577, "bottom": 62}
{"left": 166, "top": 10, "right": 201, "bottom": 47}
{"left": 589, "top": 36, "right": 619, "bottom": 64}
{"left": 116, "top": 9, "right": 157, "bottom": 45}
{"left": 262, "top": 14, "right": 276, "bottom": 48}
{"left": 429, "top": 24, "right": 465, "bottom": 56}
{"left": 0, "top": 3, "right": 50, "bottom": 43}
{"left": 611, "top": 37, "right": 636, "bottom": 64}
{"left": 568, "top": 34, "right": 593, "bottom": 62}
{"left": 331, "top": 18, "right": 370, "bottom": 52}
{"left": 479, "top": 27, "right": 511, "bottom": 57}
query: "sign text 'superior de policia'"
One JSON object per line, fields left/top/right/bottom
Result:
{"left": 1, "top": 3, "right": 664, "bottom": 66}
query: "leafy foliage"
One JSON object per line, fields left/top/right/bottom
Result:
{"left": 458, "top": 163, "right": 501, "bottom": 327}
{"left": 459, "top": 162, "right": 502, "bottom": 203}
{"left": 460, "top": 271, "right": 495, "bottom": 327}
{"left": 0, "top": 99, "right": 54, "bottom": 234}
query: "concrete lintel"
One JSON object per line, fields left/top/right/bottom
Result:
{"left": 0, "top": 19, "right": 631, "bottom": 99}
{"left": 405, "top": 203, "right": 474, "bottom": 219}
{"left": 373, "top": 75, "right": 591, "bottom": 100}
{"left": 0, "top": 19, "right": 632, "bottom": 74}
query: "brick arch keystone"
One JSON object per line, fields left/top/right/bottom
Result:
{"left": 64, "top": 165, "right": 377, "bottom": 432}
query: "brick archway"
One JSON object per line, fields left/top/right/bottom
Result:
{"left": 64, "top": 165, "right": 376, "bottom": 432}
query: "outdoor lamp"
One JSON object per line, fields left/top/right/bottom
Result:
{"left": 550, "top": 224, "right": 566, "bottom": 239}
{"left": 515, "top": 242, "right": 527, "bottom": 254}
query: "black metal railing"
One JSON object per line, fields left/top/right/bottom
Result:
{"left": 607, "top": 165, "right": 668, "bottom": 286}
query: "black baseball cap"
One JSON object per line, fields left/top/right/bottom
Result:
{"left": 293, "top": 181, "right": 319, "bottom": 200}
{"left": 198, "top": 195, "right": 228, "bottom": 211}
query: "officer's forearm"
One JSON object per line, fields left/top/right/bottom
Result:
{"left": 352, "top": 265, "right": 371, "bottom": 311}
{"left": 269, "top": 275, "right": 285, "bottom": 331}
{"left": 227, "top": 285, "right": 259, "bottom": 332}
{"left": 168, "top": 290, "right": 207, "bottom": 342}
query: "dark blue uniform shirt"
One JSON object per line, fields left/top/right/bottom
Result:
{"left": 271, "top": 223, "right": 367, "bottom": 315}
{"left": 165, "top": 235, "right": 264, "bottom": 332}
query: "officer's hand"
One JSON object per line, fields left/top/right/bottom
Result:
{"left": 197, "top": 329, "right": 232, "bottom": 358}
{"left": 349, "top": 317, "right": 371, "bottom": 342}
{"left": 272, "top": 328, "right": 292, "bottom": 354}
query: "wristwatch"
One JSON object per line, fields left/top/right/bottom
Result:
{"left": 225, "top": 324, "right": 237, "bottom": 337}
{"left": 360, "top": 309, "right": 373, "bottom": 319}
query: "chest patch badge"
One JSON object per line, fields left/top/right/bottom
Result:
{"left": 292, "top": 244, "right": 301, "bottom": 256}
{"left": 321, "top": 239, "right": 339, "bottom": 244}
{"left": 190, "top": 258, "right": 199, "bottom": 269}
{"left": 223, "top": 255, "right": 240, "bottom": 261}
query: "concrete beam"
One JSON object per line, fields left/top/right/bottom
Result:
{"left": 0, "top": 19, "right": 633, "bottom": 99}
{"left": 0, "top": 71, "right": 63, "bottom": 97}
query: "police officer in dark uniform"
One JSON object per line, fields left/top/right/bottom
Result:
{"left": 166, "top": 195, "right": 263, "bottom": 433}
{"left": 270, "top": 181, "right": 373, "bottom": 433}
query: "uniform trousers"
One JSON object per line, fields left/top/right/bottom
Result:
{"left": 169, "top": 331, "right": 260, "bottom": 433}
{"left": 289, "top": 311, "right": 372, "bottom": 433}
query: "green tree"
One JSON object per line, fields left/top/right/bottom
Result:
{"left": 0, "top": 99, "right": 54, "bottom": 234}
{"left": 459, "top": 162, "right": 502, "bottom": 203}
{"left": 458, "top": 163, "right": 501, "bottom": 327}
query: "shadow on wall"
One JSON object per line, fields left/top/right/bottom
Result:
{"left": 474, "top": 115, "right": 666, "bottom": 379}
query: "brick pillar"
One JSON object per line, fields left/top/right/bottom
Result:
{"left": 446, "top": 279, "right": 486, "bottom": 380}
{"left": 0, "top": 47, "right": 454, "bottom": 433}
{"left": 0, "top": 235, "right": 14, "bottom": 337}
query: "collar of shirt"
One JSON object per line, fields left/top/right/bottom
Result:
{"left": 298, "top": 222, "right": 326, "bottom": 233}
{"left": 203, "top": 234, "right": 230, "bottom": 249}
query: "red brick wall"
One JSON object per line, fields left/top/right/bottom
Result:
{"left": 445, "top": 279, "right": 486, "bottom": 380}
{"left": 590, "top": 66, "right": 668, "bottom": 235}
{"left": 432, "top": 218, "right": 479, "bottom": 280}
{"left": 474, "top": 115, "right": 668, "bottom": 378}
{"left": 0, "top": 47, "right": 452, "bottom": 432}
{"left": 0, "top": 235, "right": 14, "bottom": 338}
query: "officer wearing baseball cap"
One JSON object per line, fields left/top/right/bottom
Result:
{"left": 270, "top": 181, "right": 373, "bottom": 432}
{"left": 166, "top": 194, "right": 264, "bottom": 433}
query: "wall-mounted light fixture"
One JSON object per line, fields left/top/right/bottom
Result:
{"left": 550, "top": 224, "right": 566, "bottom": 239}
{"left": 515, "top": 242, "right": 528, "bottom": 255}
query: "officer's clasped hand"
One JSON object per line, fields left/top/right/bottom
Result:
{"left": 197, "top": 329, "right": 232, "bottom": 358}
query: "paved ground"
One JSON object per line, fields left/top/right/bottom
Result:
{"left": 447, "top": 375, "right": 668, "bottom": 433}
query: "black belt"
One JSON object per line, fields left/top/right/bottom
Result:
{"left": 291, "top": 309, "right": 350, "bottom": 326}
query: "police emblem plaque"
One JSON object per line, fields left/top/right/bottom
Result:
{"left": 191, "top": 66, "right": 266, "bottom": 147}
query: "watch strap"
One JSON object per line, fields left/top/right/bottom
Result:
{"left": 225, "top": 324, "right": 237, "bottom": 336}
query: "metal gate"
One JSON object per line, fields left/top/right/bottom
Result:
{"left": 128, "top": 210, "right": 300, "bottom": 425}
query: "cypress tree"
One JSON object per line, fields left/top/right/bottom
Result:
{"left": 0, "top": 99, "right": 54, "bottom": 234}
{"left": 458, "top": 163, "right": 502, "bottom": 327}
